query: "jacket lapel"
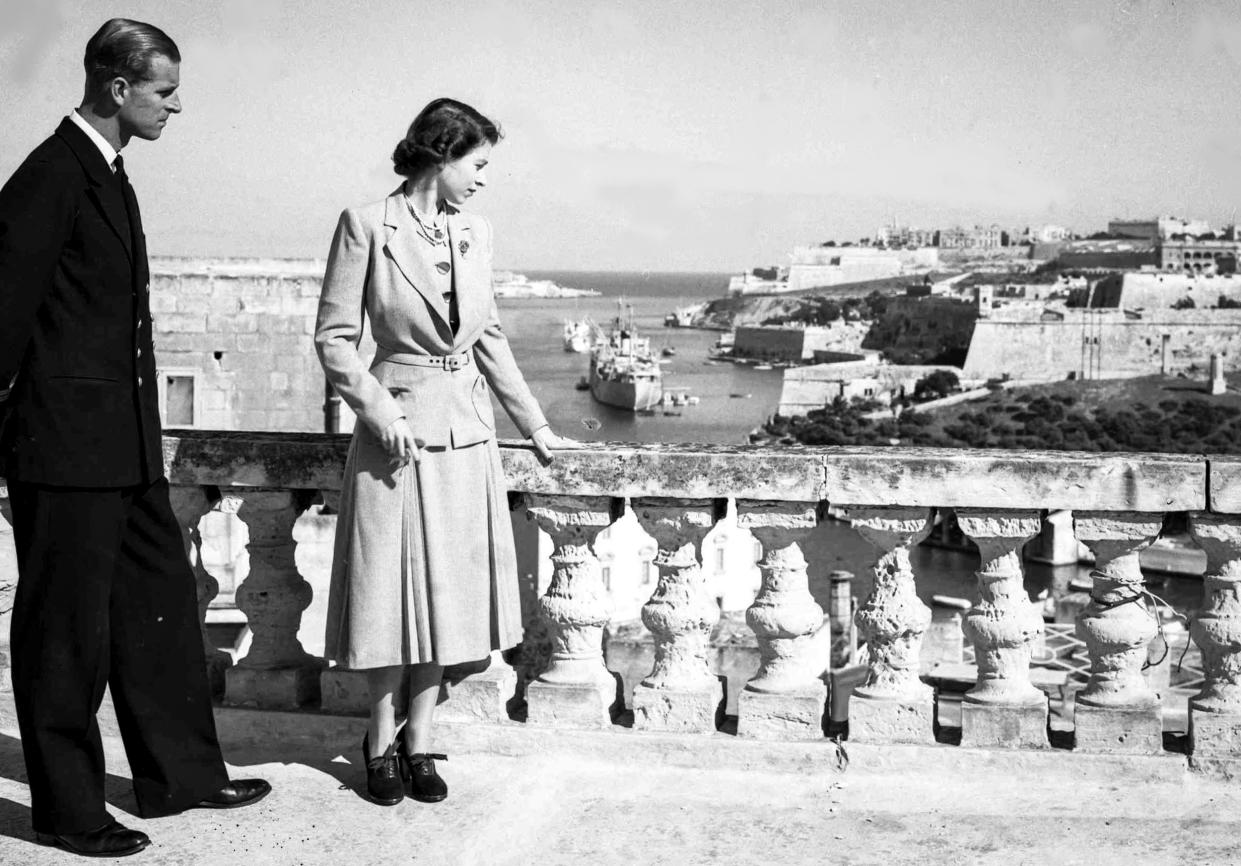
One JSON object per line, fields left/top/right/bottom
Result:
{"left": 447, "top": 210, "right": 481, "bottom": 343}
{"left": 55, "top": 119, "right": 133, "bottom": 265}
{"left": 382, "top": 189, "right": 451, "bottom": 329}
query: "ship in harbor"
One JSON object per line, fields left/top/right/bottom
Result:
{"left": 588, "top": 305, "right": 663, "bottom": 411}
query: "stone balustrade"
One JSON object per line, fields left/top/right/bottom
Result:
{"left": 4, "top": 431, "right": 1240, "bottom": 762}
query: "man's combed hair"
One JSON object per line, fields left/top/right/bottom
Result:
{"left": 83, "top": 18, "right": 180, "bottom": 96}
{"left": 393, "top": 98, "right": 502, "bottom": 179}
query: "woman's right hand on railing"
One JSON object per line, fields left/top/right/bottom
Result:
{"left": 381, "top": 417, "right": 420, "bottom": 469}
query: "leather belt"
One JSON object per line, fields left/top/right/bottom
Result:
{"left": 377, "top": 351, "right": 471, "bottom": 371}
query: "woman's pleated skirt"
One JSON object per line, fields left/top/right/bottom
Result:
{"left": 324, "top": 426, "right": 523, "bottom": 669}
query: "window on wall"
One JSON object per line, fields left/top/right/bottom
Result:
{"left": 158, "top": 369, "right": 198, "bottom": 427}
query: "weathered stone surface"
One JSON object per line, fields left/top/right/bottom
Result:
{"left": 526, "top": 678, "right": 616, "bottom": 730}
{"left": 1074, "top": 512, "right": 1163, "bottom": 711}
{"left": 850, "top": 506, "right": 934, "bottom": 704}
{"left": 1187, "top": 513, "right": 1241, "bottom": 720}
{"left": 440, "top": 660, "right": 518, "bottom": 725}
{"left": 634, "top": 499, "right": 722, "bottom": 693}
{"left": 503, "top": 443, "right": 826, "bottom": 501}
{"left": 632, "top": 678, "right": 725, "bottom": 734}
{"left": 737, "top": 501, "right": 827, "bottom": 694}
{"left": 1208, "top": 457, "right": 1241, "bottom": 513}
{"left": 825, "top": 449, "right": 1204, "bottom": 511}
{"left": 737, "top": 682, "right": 827, "bottom": 740}
{"left": 525, "top": 495, "right": 616, "bottom": 696}
{"left": 847, "top": 694, "right": 934, "bottom": 744}
{"left": 225, "top": 666, "right": 320, "bottom": 710}
{"left": 318, "top": 668, "right": 413, "bottom": 716}
{"left": 231, "top": 489, "right": 323, "bottom": 673}
{"left": 960, "top": 699, "right": 1049, "bottom": 749}
{"left": 162, "top": 434, "right": 1208, "bottom": 513}
{"left": 1073, "top": 701, "right": 1163, "bottom": 754}
{"left": 164, "top": 430, "right": 352, "bottom": 490}
{"left": 1190, "top": 707, "right": 1241, "bottom": 758}
{"left": 956, "top": 509, "right": 1044, "bottom": 707}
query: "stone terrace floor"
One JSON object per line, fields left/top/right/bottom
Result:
{"left": 2, "top": 691, "right": 1241, "bottom": 866}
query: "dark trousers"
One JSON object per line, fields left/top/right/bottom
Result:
{"left": 8, "top": 477, "right": 228, "bottom": 834}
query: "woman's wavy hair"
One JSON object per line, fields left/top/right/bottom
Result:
{"left": 392, "top": 98, "right": 502, "bottom": 179}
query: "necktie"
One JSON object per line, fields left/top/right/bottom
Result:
{"left": 112, "top": 154, "right": 145, "bottom": 267}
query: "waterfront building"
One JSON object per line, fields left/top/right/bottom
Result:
{"left": 1158, "top": 239, "right": 1241, "bottom": 273}
{"left": 733, "top": 323, "right": 868, "bottom": 364}
{"left": 1108, "top": 216, "right": 1213, "bottom": 243}
{"left": 776, "top": 358, "right": 955, "bottom": 416}
{"left": 877, "top": 221, "right": 936, "bottom": 249}
{"left": 936, "top": 224, "right": 1003, "bottom": 249}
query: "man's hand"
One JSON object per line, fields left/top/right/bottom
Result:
{"left": 380, "top": 417, "right": 419, "bottom": 470}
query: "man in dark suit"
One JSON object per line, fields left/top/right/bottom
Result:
{"left": 0, "top": 19, "right": 269, "bottom": 858}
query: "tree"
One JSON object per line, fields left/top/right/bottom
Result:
{"left": 914, "top": 370, "right": 960, "bottom": 401}
{"left": 1172, "top": 296, "right": 1196, "bottom": 310}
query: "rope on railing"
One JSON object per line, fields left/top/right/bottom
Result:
{"left": 1088, "top": 586, "right": 1190, "bottom": 671}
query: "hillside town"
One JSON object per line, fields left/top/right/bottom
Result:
{"left": 686, "top": 215, "right": 1241, "bottom": 448}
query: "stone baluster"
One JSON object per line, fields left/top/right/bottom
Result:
{"left": 168, "top": 484, "right": 233, "bottom": 698}
{"left": 848, "top": 505, "right": 934, "bottom": 743}
{"left": 523, "top": 494, "right": 618, "bottom": 729}
{"left": 735, "top": 500, "right": 828, "bottom": 739}
{"left": 632, "top": 498, "right": 724, "bottom": 733}
{"left": 955, "top": 509, "right": 1047, "bottom": 748}
{"left": 1072, "top": 512, "right": 1163, "bottom": 753}
{"left": 225, "top": 488, "right": 324, "bottom": 709}
{"left": 1187, "top": 513, "right": 1241, "bottom": 757}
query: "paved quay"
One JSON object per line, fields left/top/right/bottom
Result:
{"left": 1, "top": 692, "right": 1240, "bottom": 866}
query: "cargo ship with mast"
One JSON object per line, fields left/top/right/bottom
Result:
{"left": 588, "top": 302, "right": 663, "bottom": 411}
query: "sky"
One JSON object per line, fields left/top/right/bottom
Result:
{"left": 2, "top": 0, "right": 1240, "bottom": 271}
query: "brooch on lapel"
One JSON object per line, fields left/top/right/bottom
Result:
{"left": 458, "top": 240, "right": 470, "bottom": 257}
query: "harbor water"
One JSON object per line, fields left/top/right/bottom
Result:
{"left": 493, "top": 270, "right": 782, "bottom": 444}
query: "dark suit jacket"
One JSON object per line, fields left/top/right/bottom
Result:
{"left": 0, "top": 117, "right": 162, "bottom": 486}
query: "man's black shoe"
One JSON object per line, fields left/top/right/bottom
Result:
{"left": 36, "top": 819, "right": 151, "bottom": 857}
{"left": 188, "top": 779, "right": 271, "bottom": 810}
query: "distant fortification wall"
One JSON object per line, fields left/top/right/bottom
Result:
{"left": 962, "top": 306, "right": 1241, "bottom": 381}
{"left": 150, "top": 257, "right": 361, "bottom": 433}
{"left": 1091, "top": 272, "right": 1241, "bottom": 309}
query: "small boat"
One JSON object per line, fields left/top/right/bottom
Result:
{"left": 661, "top": 346, "right": 677, "bottom": 358}
{"left": 754, "top": 364, "right": 773, "bottom": 371}
{"left": 729, "top": 392, "right": 752, "bottom": 399}
{"left": 563, "top": 318, "right": 597, "bottom": 353}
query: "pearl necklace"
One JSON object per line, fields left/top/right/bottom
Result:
{"left": 406, "top": 197, "right": 448, "bottom": 247}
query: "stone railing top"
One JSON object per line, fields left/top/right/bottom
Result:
{"left": 162, "top": 430, "right": 1217, "bottom": 512}
{"left": 1210, "top": 457, "right": 1241, "bottom": 513}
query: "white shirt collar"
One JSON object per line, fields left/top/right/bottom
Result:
{"left": 69, "top": 109, "right": 119, "bottom": 172}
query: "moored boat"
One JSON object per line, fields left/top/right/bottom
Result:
{"left": 588, "top": 304, "right": 663, "bottom": 411}
{"left": 563, "top": 318, "right": 597, "bottom": 353}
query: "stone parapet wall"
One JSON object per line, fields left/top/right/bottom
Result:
{"left": 162, "top": 431, "right": 1210, "bottom": 512}
{"left": 10, "top": 432, "right": 1241, "bottom": 758}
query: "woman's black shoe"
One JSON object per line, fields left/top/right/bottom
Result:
{"left": 361, "top": 733, "right": 404, "bottom": 806}
{"left": 400, "top": 744, "right": 448, "bottom": 803}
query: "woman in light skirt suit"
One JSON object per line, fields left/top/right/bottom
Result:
{"left": 315, "top": 98, "right": 573, "bottom": 805}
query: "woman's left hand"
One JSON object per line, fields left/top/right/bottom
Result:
{"left": 529, "top": 426, "right": 583, "bottom": 464}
